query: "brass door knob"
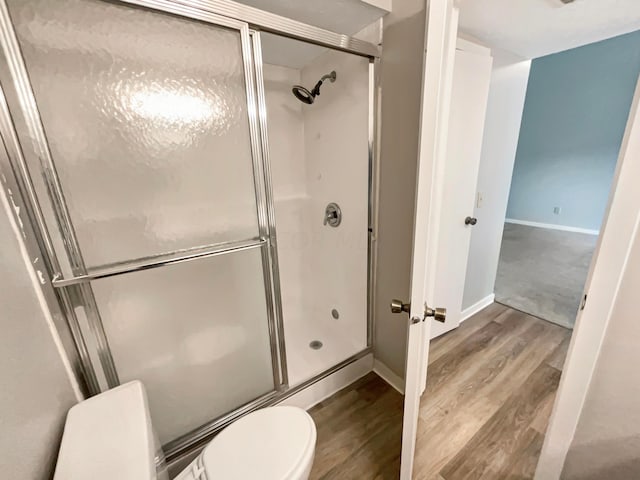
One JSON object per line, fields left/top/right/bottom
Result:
{"left": 390, "top": 299, "right": 410, "bottom": 314}
{"left": 425, "top": 305, "right": 447, "bottom": 323}
{"left": 392, "top": 299, "right": 446, "bottom": 323}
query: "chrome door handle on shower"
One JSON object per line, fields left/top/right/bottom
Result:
{"left": 324, "top": 203, "right": 342, "bottom": 227}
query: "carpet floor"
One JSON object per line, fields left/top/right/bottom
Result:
{"left": 494, "top": 223, "right": 597, "bottom": 328}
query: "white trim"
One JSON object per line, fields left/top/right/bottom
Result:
{"left": 505, "top": 218, "right": 600, "bottom": 236}
{"left": 373, "top": 359, "right": 405, "bottom": 394}
{"left": 535, "top": 76, "right": 640, "bottom": 478}
{"left": 460, "top": 294, "right": 495, "bottom": 322}
{"left": 277, "top": 354, "right": 374, "bottom": 410}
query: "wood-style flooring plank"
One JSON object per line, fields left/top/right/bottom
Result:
{"left": 428, "top": 302, "right": 509, "bottom": 363}
{"left": 545, "top": 334, "right": 571, "bottom": 371}
{"left": 503, "top": 427, "right": 545, "bottom": 480}
{"left": 309, "top": 372, "right": 402, "bottom": 480}
{"left": 306, "top": 304, "right": 571, "bottom": 480}
{"left": 413, "top": 316, "right": 566, "bottom": 478}
{"left": 440, "top": 363, "right": 562, "bottom": 479}
{"left": 425, "top": 309, "right": 534, "bottom": 397}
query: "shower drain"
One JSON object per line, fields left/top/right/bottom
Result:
{"left": 309, "top": 340, "right": 323, "bottom": 350}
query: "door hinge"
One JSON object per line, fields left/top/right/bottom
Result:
{"left": 580, "top": 294, "right": 587, "bottom": 311}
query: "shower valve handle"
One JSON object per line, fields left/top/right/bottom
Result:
{"left": 324, "top": 203, "right": 342, "bottom": 227}
{"left": 324, "top": 211, "right": 337, "bottom": 225}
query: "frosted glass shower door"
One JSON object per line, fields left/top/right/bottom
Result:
{"left": 90, "top": 247, "right": 276, "bottom": 444}
{"left": 6, "top": 0, "right": 281, "bottom": 446}
{"left": 9, "top": 0, "right": 261, "bottom": 270}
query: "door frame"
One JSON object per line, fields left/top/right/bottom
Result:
{"left": 409, "top": 8, "right": 640, "bottom": 475}
{"left": 535, "top": 75, "right": 640, "bottom": 479}
{"left": 400, "top": 0, "right": 459, "bottom": 477}
{"left": 417, "top": 0, "right": 458, "bottom": 394}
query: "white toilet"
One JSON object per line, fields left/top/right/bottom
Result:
{"left": 54, "top": 381, "right": 317, "bottom": 480}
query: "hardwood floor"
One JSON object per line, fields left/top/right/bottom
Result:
{"left": 308, "top": 371, "right": 403, "bottom": 479}
{"left": 308, "top": 303, "right": 571, "bottom": 479}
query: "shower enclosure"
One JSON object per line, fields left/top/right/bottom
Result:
{"left": 0, "top": 0, "right": 379, "bottom": 460}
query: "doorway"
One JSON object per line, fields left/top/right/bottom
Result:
{"left": 413, "top": 11, "right": 640, "bottom": 480}
{"left": 491, "top": 31, "right": 640, "bottom": 329}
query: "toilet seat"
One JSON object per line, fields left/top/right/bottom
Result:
{"left": 198, "top": 406, "right": 316, "bottom": 479}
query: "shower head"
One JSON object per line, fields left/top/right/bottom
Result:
{"left": 292, "top": 70, "right": 336, "bottom": 105}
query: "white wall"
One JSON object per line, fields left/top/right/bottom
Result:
{"left": 262, "top": 46, "right": 369, "bottom": 385}
{"left": 0, "top": 184, "right": 79, "bottom": 478}
{"left": 461, "top": 50, "right": 531, "bottom": 310}
{"left": 301, "top": 46, "right": 370, "bottom": 357}
{"left": 561, "top": 224, "right": 640, "bottom": 479}
{"left": 262, "top": 62, "right": 309, "bottom": 339}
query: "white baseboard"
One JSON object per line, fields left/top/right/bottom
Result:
{"left": 505, "top": 218, "right": 599, "bottom": 236}
{"left": 278, "top": 353, "right": 374, "bottom": 410}
{"left": 461, "top": 294, "right": 495, "bottom": 322}
{"left": 373, "top": 359, "right": 404, "bottom": 394}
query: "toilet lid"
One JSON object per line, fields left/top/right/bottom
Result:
{"left": 202, "top": 406, "right": 316, "bottom": 479}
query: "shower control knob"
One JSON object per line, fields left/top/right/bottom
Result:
{"left": 324, "top": 202, "right": 342, "bottom": 227}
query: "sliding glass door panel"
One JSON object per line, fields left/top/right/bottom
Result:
{"left": 91, "top": 248, "right": 275, "bottom": 444}
{"left": 5, "top": 0, "right": 284, "bottom": 447}
{"left": 8, "top": 0, "right": 260, "bottom": 269}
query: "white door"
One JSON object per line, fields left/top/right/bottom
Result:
{"left": 397, "top": 0, "right": 459, "bottom": 477}
{"left": 431, "top": 45, "right": 493, "bottom": 339}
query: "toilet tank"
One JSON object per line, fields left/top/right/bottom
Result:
{"left": 54, "top": 381, "right": 169, "bottom": 480}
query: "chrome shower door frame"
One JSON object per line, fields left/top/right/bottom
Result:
{"left": 0, "top": 0, "right": 381, "bottom": 462}
{"left": 0, "top": 0, "right": 113, "bottom": 393}
{"left": 0, "top": 0, "right": 287, "bottom": 400}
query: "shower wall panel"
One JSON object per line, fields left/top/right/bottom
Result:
{"left": 301, "top": 49, "right": 369, "bottom": 362}
{"left": 262, "top": 64, "right": 309, "bottom": 335}
{"left": 263, "top": 44, "right": 369, "bottom": 386}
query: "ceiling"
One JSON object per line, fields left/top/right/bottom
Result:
{"left": 458, "top": 0, "right": 640, "bottom": 59}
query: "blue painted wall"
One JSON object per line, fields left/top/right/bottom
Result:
{"left": 506, "top": 30, "right": 640, "bottom": 231}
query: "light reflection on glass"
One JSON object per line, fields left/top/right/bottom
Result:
{"left": 128, "top": 88, "right": 219, "bottom": 126}
{"left": 107, "top": 78, "right": 235, "bottom": 154}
